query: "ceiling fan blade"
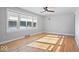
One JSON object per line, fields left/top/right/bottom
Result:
{"left": 41, "top": 7, "right": 55, "bottom": 13}
{"left": 47, "top": 10, "right": 55, "bottom": 12}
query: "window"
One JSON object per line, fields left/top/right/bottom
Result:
{"left": 27, "top": 21, "right": 32, "bottom": 27}
{"left": 7, "top": 12, "right": 18, "bottom": 32}
{"left": 27, "top": 17, "right": 32, "bottom": 28}
{"left": 33, "top": 22, "right": 36, "bottom": 27}
{"left": 20, "top": 21, "right": 26, "bottom": 27}
{"left": 33, "top": 17, "right": 37, "bottom": 28}
{"left": 8, "top": 21, "right": 17, "bottom": 28}
{"left": 20, "top": 17, "right": 27, "bottom": 29}
{"left": 7, "top": 9, "right": 38, "bottom": 32}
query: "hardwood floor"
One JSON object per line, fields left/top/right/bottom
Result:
{"left": 0, "top": 33, "right": 79, "bottom": 52}
{"left": 63, "top": 36, "right": 79, "bottom": 52}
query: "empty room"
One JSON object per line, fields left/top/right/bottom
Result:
{"left": 0, "top": 7, "right": 79, "bottom": 52}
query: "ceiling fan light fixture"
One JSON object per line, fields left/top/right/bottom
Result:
{"left": 41, "top": 7, "right": 55, "bottom": 13}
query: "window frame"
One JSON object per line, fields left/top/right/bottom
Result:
{"left": 7, "top": 10, "right": 19, "bottom": 32}
{"left": 26, "top": 16, "right": 33, "bottom": 29}
{"left": 32, "top": 17, "right": 38, "bottom": 29}
{"left": 19, "top": 15, "right": 27, "bottom": 30}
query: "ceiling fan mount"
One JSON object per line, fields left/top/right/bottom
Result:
{"left": 41, "top": 7, "right": 55, "bottom": 13}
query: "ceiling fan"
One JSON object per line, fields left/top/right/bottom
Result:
{"left": 41, "top": 7, "right": 55, "bottom": 13}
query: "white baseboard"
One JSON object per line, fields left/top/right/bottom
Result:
{"left": 0, "top": 36, "right": 24, "bottom": 45}
{"left": 44, "top": 32, "right": 75, "bottom": 36}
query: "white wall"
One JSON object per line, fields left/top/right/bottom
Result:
{"left": 0, "top": 7, "right": 44, "bottom": 43}
{"left": 44, "top": 14, "right": 75, "bottom": 36}
{"left": 0, "top": 8, "right": 7, "bottom": 42}
{"left": 75, "top": 8, "right": 79, "bottom": 48}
